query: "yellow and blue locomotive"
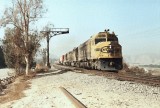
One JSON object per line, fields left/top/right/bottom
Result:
{"left": 60, "top": 29, "right": 123, "bottom": 71}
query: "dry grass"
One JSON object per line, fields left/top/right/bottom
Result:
{"left": 0, "top": 75, "right": 31, "bottom": 104}
{"left": 35, "top": 64, "right": 49, "bottom": 73}
{"left": 123, "top": 63, "right": 149, "bottom": 75}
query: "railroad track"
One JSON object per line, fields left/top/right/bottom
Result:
{"left": 53, "top": 64, "right": 160, "bottom": 87}
{"left": 117, "top": 73, "right": 160, "bottom": 86}
{"left": 60, "top": 87, "right": 87, "bottom": 108}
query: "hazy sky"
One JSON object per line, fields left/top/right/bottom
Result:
{"left": 0, "top": 0, "right": 160, "bottom": 60}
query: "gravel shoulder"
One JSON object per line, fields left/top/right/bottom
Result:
{"left": 1, "top": 66, "right": 160, "bottom": 108}
{"left": 0, "top": 68, "right": 15, "bottom": 79}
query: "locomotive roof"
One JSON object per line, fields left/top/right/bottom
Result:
{"left": 90, "top": 31, "right": 118, "bottom": 41}
{"left": 91, "top": 31, "right": 115, "bottom": 38}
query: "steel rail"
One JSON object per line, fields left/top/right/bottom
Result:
{"left": 59, "top": 87, "right": 87, "bottom": 108}
{"left": 55, "top": 64, "right": 160, "bottom": 86}
{"left": 117, "top": 74, "right": 160, "bottom": 86}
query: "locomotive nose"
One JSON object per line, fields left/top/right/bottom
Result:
{"left": 109, "top": 61, "right": 114, "bottom": 66}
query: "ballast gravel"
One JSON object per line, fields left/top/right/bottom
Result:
{"left": 1, "top": 66, "right": 160, "bottom": 108}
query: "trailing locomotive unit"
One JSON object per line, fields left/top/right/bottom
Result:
{"left": 61, "top": 29, "right": 123, "bottom": 71}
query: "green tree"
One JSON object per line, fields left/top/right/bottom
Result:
{"left": 2, "top": 27, "right": 41, "bottom": 74}
{"left": 0, "top": 46, "right": 6, "bottom": 68}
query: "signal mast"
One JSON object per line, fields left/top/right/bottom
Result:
{"left": 41, "top": 27, "right": 69, "bottom": 68}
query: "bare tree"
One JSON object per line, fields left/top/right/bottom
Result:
{"left": 0, "top": 0, "right": 46, "bottom": 75}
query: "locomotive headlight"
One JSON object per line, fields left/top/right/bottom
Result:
{"left": 109, "top": 45, "right": 111, "bottom": 49}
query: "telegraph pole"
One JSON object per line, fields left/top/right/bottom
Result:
{"left": 41, "top": 28, "right": 69, "bottom": 68}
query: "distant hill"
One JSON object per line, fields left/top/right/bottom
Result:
{"left": 139, "top": 64, "right": 160, "bottom": 68}
{"left": 124, "top": 54, "right": 160, "bottom": 65}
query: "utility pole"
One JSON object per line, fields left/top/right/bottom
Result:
{"left": 41, "top": 28, "right": 69, "bottom": 68}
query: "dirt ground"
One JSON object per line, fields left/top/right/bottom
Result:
{"left": 1, "top": 66, "right": 160, "bottom": 108}
{"left": 0, "top": 76, "right": 31, "bottom": 104}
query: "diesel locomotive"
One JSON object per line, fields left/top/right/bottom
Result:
{"left": 59, "top": 29, "right": 123, "bottom": 71}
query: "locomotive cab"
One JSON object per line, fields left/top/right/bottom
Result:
{"left": 91, "top": 30, "right": 123, "bottom": 70}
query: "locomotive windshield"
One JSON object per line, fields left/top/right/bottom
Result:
{"left": 107, "top": 34, "right": 118, "bottom": 41}
{"left": 95, "top": 38, "right": 106, "bottom": 44}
